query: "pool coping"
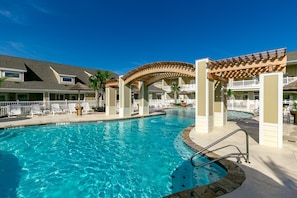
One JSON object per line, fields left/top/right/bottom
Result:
{"left": 0, "top": 111, "right": 166, "bottom": 130}
{"left": 165, "top": 124, "right": 246, "bottom": 197}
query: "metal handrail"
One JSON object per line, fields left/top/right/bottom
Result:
{"left": 190, "top": 128, "right": 249, "bottom": 167}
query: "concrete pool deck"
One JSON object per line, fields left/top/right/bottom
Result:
{"left": 1, "top": 112, "right": 297, "bottom": 197}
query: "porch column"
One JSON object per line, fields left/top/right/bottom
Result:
{"left": 259, "top": 72, "right": 283, "bottom": 148}
{"left": 138, "top": 81, "right": 149, "bottom": 115}
{"left": 105, "top": 88, "right": 117, "bottom": 115}
{"left": 195, "top": 58, "right": 214, "bottom": 133}
{"left": 119, "top": 76, "right": 131, "bottom": 117}
{"left": 214, "top": 82, "right": 227, "bottom": 126}
{"left": 43, "top": 92, "right": 50, "bottom": 109}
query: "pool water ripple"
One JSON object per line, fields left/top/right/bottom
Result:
{"left": 0, "top": 109, "right": 245, "bottom": 197}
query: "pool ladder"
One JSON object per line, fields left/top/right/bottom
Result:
{"left": 190, "top": 128, "right": 250, "bottom": 168}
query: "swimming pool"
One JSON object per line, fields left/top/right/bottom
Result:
{"left": 0, "top": 109, "right": 232, "bottom": 197}
{"left": 227, "top": 110, "right": 253, "bottom": 121}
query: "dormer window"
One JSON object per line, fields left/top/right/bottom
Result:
{"left": 0, "top": 67, "right": 26, "bottom": 82}
{"left": 49, "top": 66, "right": 76, "bottom": 85}
{"left": 62, "top": 76, "right": 73, "bottom": 83}
{"left": 4, "top": 71, "right": 21, "bottom": 79}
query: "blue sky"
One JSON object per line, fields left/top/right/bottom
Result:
{"left": 0, "top": 0, "right": 297, "bottom": 75}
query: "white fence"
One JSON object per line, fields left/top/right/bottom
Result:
{"left": 227, "top": 99, "right": 259, "bottom": 113}
{"left": 0, "top": 99, "right": 97, "bottom": 117}
{"left": 1, "top": 99, "right": 295, "bottom": 117}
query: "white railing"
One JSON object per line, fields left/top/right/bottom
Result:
{"left": 228, "top": 76, "right": 297, "bottom": 89}
{"left": 180, "top": 84, "right": 196, "bottom": 92}
{"left": 232, "top": 79, "right": 259, "bottom": 87}
{"left": 227, "top": 99, "right": 259, "bottom": 113}
{"left": 162, "top": 84, "right": 196, "bottom": 92}
{"left": 148, "top": 99, "right": 195, "bottom": 108}
{"left": 283, "top": 76, "right": 297, "bottom": 85}
{"left": 0, "top": 99, "right": 97, "bottom": 117}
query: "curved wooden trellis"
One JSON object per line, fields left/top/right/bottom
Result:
{"left": 106, "top": 61, "right": 195, "bottom": 88}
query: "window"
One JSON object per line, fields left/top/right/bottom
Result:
{"left": 243, "top": 92, "right": 248, "bottom": 100}
{"left": 254, "top": 92, "right": 259, "bottom": 100}
{"left": 62, "top": 77, "right": 72, "bottom": 82}
{"left": 4, "top": 71, "right": 20, "bottom": 79}
{"left": 17, "top": 94, "right": 28, "bottom": 101}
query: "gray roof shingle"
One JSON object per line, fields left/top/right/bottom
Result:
{"left": 0, "top": 55, "right": 118, "bottom": 91}
{"left": 287, "top": 50, "right": 297, "bottom": 61}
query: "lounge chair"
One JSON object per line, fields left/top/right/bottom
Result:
{"left": 8, "top": 104, "right": 22, "bottom": 118}
{"left": 81, "top": 102, "right": 94, "bottom": 114}
{"left": 51, "top": 103, "right": 64, "bottom": 115}
{"left": 31, "top": 104, "right": 44, "bottom": 117}
{"left": 68, "top": 103, "right": 77, "bottom": 114}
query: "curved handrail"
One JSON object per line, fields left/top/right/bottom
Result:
{"left": 190, "top": 128, "right": 249, "bottom": 167}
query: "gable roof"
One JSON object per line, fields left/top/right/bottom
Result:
{"left": 0, "top": 55, "right": 118, "bottom": 92}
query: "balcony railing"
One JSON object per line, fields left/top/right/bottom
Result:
{"left": 228, "top": 76, "right": 297, "bottom": 90}
{"left": 162, "top": 84, "right": 196, "bottom": 92}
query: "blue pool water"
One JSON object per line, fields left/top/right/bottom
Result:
{"left": 227, "top": 110, "right": 253, "bottom": 120}
{"left": 0, "top": 109, "right": 231, "bottom": 197}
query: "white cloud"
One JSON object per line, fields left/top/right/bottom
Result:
{"left": 0, "top": 9, "right": 21, "bottom": 24}
{"left": 7, "top": 41, "right": 25, "bottom": 52}
{"left": 0, "top": 10, "right": 12, "bottom": 17}
{"left": 31, "top": 3, "right": 52, "bottom": 15}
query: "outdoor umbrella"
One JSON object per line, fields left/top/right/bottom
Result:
{"left": 68, "top": 82, "right": 91, "bottom": 106}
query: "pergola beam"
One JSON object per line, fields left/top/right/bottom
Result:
{"left": 207, "top": 48, "right": 287, "bottom": 81}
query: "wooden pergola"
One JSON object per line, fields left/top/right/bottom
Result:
{"left": 106, "top": 61, "right": 195, "bottom": 88}
{"left": 207, "top": 48, "right": 287, "bottom": 83}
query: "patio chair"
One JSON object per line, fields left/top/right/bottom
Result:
{"left": 8, "top": 104, "right": 22, "bottom": 118}
{"left": 81, "top": 102, "right": 94, "bottom": 114}
{"left": 51, "top": 103, "right": 64, "bottom": 115}
{"left": 31, "top": 104, "right": 44, "bottom": 117}
{"left": 68, "top": 103, "right": 77, "bottom": 114}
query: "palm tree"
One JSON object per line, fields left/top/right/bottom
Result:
{"left": 171, "top": 82, "right": 180, "bottom": 104}
{"left": 89, "top": 70, "right": 111, "bottom": 109}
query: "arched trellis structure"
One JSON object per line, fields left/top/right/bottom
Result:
{"left": 106, "top": 61, "right": 195, "bottom": 88}
{"left": 105, "top": 61, "right": 195, "bottom": 117}
{"left": 105, "top": 48, "right": 287, "bottom": 148}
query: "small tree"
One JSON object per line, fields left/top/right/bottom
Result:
{"left": 227, "top": 89, "right": 233, "bottom": 99}
{"left": 171, "top": 82, "right": 180, "bottom": 104}
{"left": 89, "top": 71, "right": 111, "bottom": 109}
{"left": 0, "top": 77, "right": 6, "bottom": 87}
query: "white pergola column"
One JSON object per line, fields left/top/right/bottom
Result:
{"left": 259, "top": 72, "right": 283, "bottom": 148}
{"left": 195, "top": 58, "right": 214, "bottom": 133}
{"left": 214, "top": 82, "right": 227, "bottom": 126}
{"left": 105, "top": 87, "right": 117, "bottom": 115}
{"left": 119, "top": 76, "right": 131, "bottom": 117}
{"left": 138, "top": 81, "right": 149, "bottom": 115}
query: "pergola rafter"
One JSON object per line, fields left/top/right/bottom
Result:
{"left": 207, "top": 48, "right": 287, "bottom": 82}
